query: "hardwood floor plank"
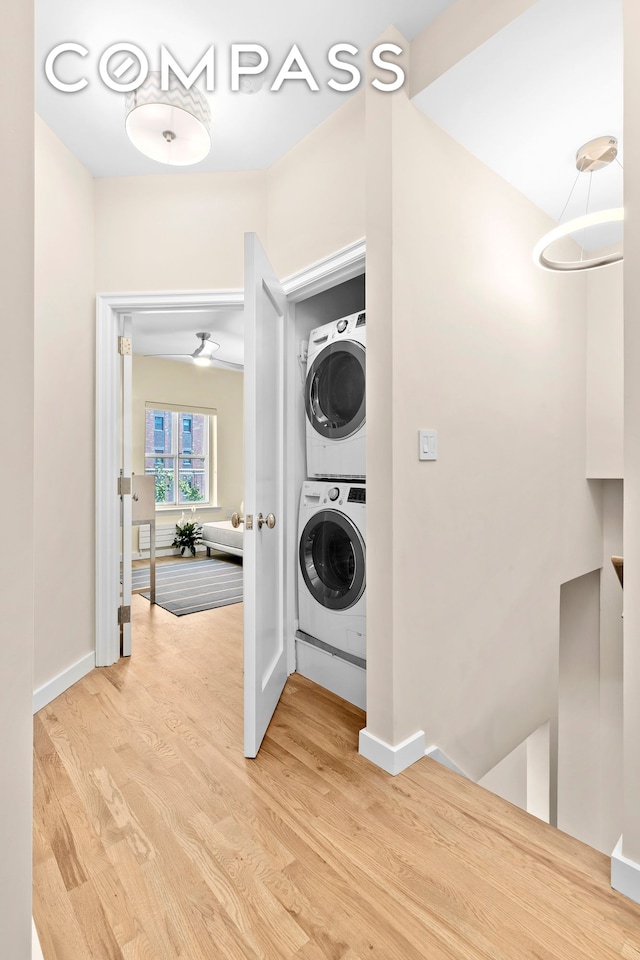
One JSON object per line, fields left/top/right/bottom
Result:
{"left": 33, "top": 596, "right": 640, "bottom": 959}
{"left": 90, "top": 766, "right": 155, "bottom": 863}
{"left": 68, "top": 878, "right": 128, "bottom": 960}
{"left": 58, "top": 789, "right": 114, "bottom": 880}
{"left": 103, "top": 840, "right": 178, "bottom": 960}
{"left": 32, "top": 857, "right": 93, "bottom": 960}
{"left": 190, "top": 812, "right": 309, "bottom": 955}
{"left": 90, "top": 865, "right": 140, "bottom": 949}
{"left": 120, "top": 933, "right": 157, "bottom": 960}
{"left": 34, "top": 716, "right": 76, "bottom": 800}
{"left": 184, "top": 880, "right": 265, "bottom": 960}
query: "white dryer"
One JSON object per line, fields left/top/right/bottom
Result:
{"left": 305, "top": 310, "right": 366, "bottom": 481}
{"left": 297, "top": 480, "right": 366, "bottom": 659}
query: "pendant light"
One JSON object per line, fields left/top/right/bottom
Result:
{"left": 533, "top": 136, "right": 623, "bottom": 272}
{"left": 125, "top": 72, "right": 211, "bottom": 165}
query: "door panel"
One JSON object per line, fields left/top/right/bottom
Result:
{"left": 243, "top": 233, "right": 288, "bottom": 757}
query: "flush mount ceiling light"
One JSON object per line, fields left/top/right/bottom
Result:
{"left": 125, "top": 73, "right": 211, "bottom": 165}
{"left": 533, "top": 135, "right": 623, "bottom": 272}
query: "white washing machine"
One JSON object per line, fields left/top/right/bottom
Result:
{"left": 297, "top": 479, "right": 366, "bottom": 659}
{"left": 305, "top": 310, "right": 366, "bottom": 481}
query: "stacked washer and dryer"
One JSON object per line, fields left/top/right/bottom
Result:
{"left": 297, "top": 310, "right": 367, "bottom": 682}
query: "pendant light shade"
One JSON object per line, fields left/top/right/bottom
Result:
{"left": 125, "top": 73, "right": 211, "bottom": 165}
{"left": 534, "top": 136, "right": 623, "bottom": 273}
{"left": 533, "top": 208, "right": 624, "bottom": 271}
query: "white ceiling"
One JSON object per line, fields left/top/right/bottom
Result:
{"left": 413, "top": 0, "right": 623, "bottom": 251}
{"left": 35, "top": 0, "right": 455, "bottom": 177}
{"left": 132, "top": 308, "right": 244, "bottom": 369}
{"left": 37, "top": 0, "right": 623, "bottom": 362}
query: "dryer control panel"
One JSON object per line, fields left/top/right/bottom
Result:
{"left": 309, "top": 310, "right": 365, "bottom": 347}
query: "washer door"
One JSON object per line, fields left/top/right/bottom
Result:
{"left": 299, "top": 509, "right": 365, "bottom": 611}
{"left": 305, "top": 340, "right": 365, "bottom": 440}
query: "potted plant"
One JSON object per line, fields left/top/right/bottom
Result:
{"left": 172, "top": 509, "right": 203, "bottom": 557}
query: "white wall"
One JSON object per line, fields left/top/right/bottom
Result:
{"left": 267, "top": 94, "right": 365, "bottom": 279}
{"left": 478, "top": 740, "right": 528, "bottom": 809}
{"left": 366, "top": 86, "right": 603, "bottom": 780}
{"left": 95, "top": 169, "right": 267, "bottom": 291}
{"left": 1, "top": 4, "right": 34, "bottom": 956}
{"left": 600, "top": 480, "right": 623, "bottom": 853}
{"left": 586, "top": 263, "right": 623, "bottom": 479}
{"left": 558, "top": 570, "right": 602, "bottom": 849}
{"left": 34, "top": 117, "right": 96, "bottom": 692}
{"left": 132, "top": 355, "right": 243, "bottom": 527}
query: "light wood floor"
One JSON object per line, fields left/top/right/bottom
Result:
{"left": 34, "top": 595, "right": 640, "bottom": 959}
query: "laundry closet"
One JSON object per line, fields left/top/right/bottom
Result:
{"left": 283, "top": 272, "right": 367, "bottom": 709}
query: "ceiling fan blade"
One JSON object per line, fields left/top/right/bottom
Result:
{"left": 144, "top": 334, "right": 220, "bottom": 361}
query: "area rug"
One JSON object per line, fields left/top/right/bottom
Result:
{"left": 132, "top": 556, "right": 243, "bottom": 616}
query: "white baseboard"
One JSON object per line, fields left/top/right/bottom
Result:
{"left": 33, "top": 651, "right": 96, "bottom": 714}
{"left": 612, "top": 836, "right": 640, "bottom": 904}
{"left": 358, "top": 728, "right": 426, "bottom": 776}
{"left": 425, "top": 745, "right": 469, "bottom": 779}
{"left": 32, "top": 918, "right": 44, "bottom": 960}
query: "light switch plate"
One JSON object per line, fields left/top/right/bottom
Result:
{"left": 419, "top": 429, "right": 438, "bottom": 461}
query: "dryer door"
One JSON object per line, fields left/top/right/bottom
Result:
{"left": 299, "top": 509, "right": 365, "bottom": 611}
{"left": 305, "top": 340, "right": 365, "bottom": 440}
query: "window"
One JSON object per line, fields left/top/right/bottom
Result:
{"left": 144, "top": 405, "right": 217, "bottom": 506}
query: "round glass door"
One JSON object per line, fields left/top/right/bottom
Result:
{"left": 305, "top": 341, "right": 365, "bottom": 440}
{"left": 299, "top": 510, "right": 365, "bottom": 610}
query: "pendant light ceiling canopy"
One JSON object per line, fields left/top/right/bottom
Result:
{"left": 533, "top": 136, "right": 623, "bottom": 272}
{"left": 125, "top": 73, "right": 212, "bottom": 166}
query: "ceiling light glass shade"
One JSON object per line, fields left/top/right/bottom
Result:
{"left": 192, "top": 355, "right": 213, "bottom": 366}
{"left": 533, "top": 208, "right": 624, "bottom": 272}
{"left": 125, "top": 73, "right": 211, "bottom": 165}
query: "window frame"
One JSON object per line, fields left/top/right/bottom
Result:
{"left": 144, "top": 402, "right": 218, "bottom": 510}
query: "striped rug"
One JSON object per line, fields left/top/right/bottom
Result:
{"left": 132, "top": 557, "right": 243, "bottom": 616}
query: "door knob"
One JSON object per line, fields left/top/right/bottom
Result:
{"left": 257, "top": 512, "right": 276, "bottom": 530}
{"left": 231, "top": 512, "right": 244, "bottom": 528}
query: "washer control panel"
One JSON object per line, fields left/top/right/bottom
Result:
{"left": 301, "top": 481, "right": 366, "bottom": 508}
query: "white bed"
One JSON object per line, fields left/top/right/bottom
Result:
{"left": 201, "top": 520, "right": 243, "bottom": 558}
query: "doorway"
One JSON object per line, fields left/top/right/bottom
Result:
{"left": 95, "top": 239, "right": 366, "bottom": 672}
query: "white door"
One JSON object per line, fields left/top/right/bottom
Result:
{"left": 243, "top": 233, "right": 288, "bottom": 757}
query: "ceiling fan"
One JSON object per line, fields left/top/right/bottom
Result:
{"left": 145, "top": 331, "right": 220, "bottom": 366}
